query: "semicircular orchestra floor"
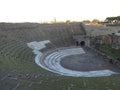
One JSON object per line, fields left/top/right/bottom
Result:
{"left": 60, "top": 48, "right": 120, "bottom": 72}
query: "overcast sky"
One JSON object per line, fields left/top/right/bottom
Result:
{"left": 0, "top": 0, "right": 120, "bottom": 22}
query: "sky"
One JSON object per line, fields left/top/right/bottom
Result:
{"left": 0, "top": 0, "right": 120, "bottom": 22}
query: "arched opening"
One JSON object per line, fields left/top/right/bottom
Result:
{"left": 80, "top": 41, "right": 85, "bottom": 46}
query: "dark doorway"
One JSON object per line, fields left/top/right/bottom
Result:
{"left": 80, "top": 41, "right": 85, "bottom": 46}
{"left": 76, "top": 41, "right": 79, "bottom": 46}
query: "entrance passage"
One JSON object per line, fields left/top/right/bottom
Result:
{"left": 80, "top": 41, "right": 85, "bottom": 46}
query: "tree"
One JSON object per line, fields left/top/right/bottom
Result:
{"left": 66, "top": 20, "right": 71, "bottom": 24}
{"left": 92, "top": 19, "right": 100, "bottom": 24}
{"left": 105, "top": 16, "right": 120, "bottom": 25}
{"left": 82, "top": 20, "right": 91, "bottom": 24}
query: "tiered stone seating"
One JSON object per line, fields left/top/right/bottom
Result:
{"left": 0, "top": 23, "right": 120, "bottom": 90}
{"left": 40, "top": 48, "right": 85, "bottom": 76}
{"left": 0, "top": 22, "right": 84, "bottom": 74}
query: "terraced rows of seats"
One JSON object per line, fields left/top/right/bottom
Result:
{"left": 85, "top": 25, "right": 120, "bottom": 36}
{"left": 41, "top": 48, "right": 85, "bottom": 76}
{"left": 0, "top": 22, "right": 87, "bottom": 90}
{"left": 0, "top": 22, "right": 84, "bottom": 73}
{"left": 1, "top": 23, "right": 120, "bottom": 90}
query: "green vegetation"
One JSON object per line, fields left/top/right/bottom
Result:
{"left": 66, "top": 20, "right": 71, "bottom": 24}
{"left": 94, "top": 44, "right": 120, "bottom": 60}
{"left": 105, "top": 16, "right": 120, "bottom": 26}
{"left": 106, "top": 16, "right": 120, "bottom": 22}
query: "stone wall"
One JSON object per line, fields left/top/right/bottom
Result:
{"left": 93, "top": 34, "right": 120, "bottom": 49}
{"left": 73, "top": 35, "right": 90, "bottom": 46}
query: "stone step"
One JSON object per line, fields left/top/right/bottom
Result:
{"left": 44, "top": 48, "right": 85, "bottom": 72}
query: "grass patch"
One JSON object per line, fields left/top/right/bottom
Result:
{"left": 94, "top": 44, "right": 120, "bottom": 60}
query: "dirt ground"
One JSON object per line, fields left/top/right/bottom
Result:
{"left": 61, "top": 47, "right": 120, "bottom": 72}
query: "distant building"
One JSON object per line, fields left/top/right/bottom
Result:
{"left": 103, "top": 16, "right": 120, "bottom": 26}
